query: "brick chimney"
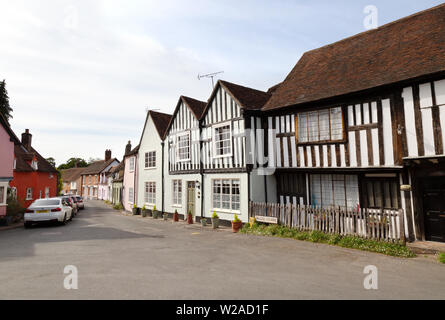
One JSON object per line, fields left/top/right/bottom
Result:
{"left": 125, "top": 141, "right": 132, "bottom": 155}
{"left": 21, "top": 129, "right": 32, "bottom": 151}
{"left": 105, "top": 149, "right": 112, "bottom": 161}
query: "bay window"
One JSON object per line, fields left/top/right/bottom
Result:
{"left": 212, "top": 179, "right": 240, "bottom": 211}
{"left": 297, "top": 107, "right": 344, "bottom": 143}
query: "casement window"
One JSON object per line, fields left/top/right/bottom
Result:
{"left": 177, "top": 133, "right": 191, "bottom": 161}
{"left": 144, "top": 182, "right": 156, "bottom": 205}
{"left": 212, "top": 179, "right": 240, "bottom": 211}
{"left": 13, "top": 159, "right": 16, "bottom": 170}
{"left": 95, "top": 176, "right": 98, "bottom": 184}
{"left": 362, "top": 178, "right": 400, "bottom": 210}
{"left": 128, "top": 187, "right": 134, "bottom": 204}
{"left": 89, "top": 176, "right": 91, "bottom": 184}
{"left": 172, "top": 180, "right": 182, "bottom": 206}
{"left": 297, "top": 107, "right": 344, "bottom": 143}
{"left": 45, "top": 187, "right": 50, "bottom": 199}
{"left": 213, "top": 123, "right": 232, "bottom": 158}
{"left": 129, "top": 157, "right": 135, "bottom": 172}
{"left": 31, "top": 160, "right": 38, "bottom": 170}
{"left": 0, "top": 186, "right": 5, "bottom": 205}
{"left": 26, "top": 188, "right": 33, "bottom": 200}
{"left": 145, "top": 152, "right": 156, "bottom": 168}
{"left": 10, "top": 187, "right": 17, "bottom": 200}
{"left": 310, "top": 174, "right": 359, "bottom": 210}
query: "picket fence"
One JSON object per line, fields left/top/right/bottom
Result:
{"left": 249, "top": 202, "right": 406, "bottom": 244}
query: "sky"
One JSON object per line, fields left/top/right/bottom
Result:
{"left": 0, "top": 0, "right": 443, "bottom": 166}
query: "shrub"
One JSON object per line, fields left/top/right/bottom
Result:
{"left": 233, "top": 214, "right": 241, "bottom": 223}
{"left": 212, "top": 212, "right": 219, "bottom": 219}
{"left": 439, "top": 253, "right": 445, "bottom": 264}
{"left": 113, "top": 203, "right": 123, "bottom": 210}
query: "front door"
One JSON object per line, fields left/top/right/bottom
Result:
{"left": 423, "top": 179, "right": 445, "bottom": 242}
{"left": 187, "top": 182, "right": 196, "bottom": 219}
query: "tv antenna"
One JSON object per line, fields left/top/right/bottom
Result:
{"left": 145, "top": 107, "right": 160, "bottom": 113}
{"left": 198, "top": 71, "right": 224, "bottom": 88}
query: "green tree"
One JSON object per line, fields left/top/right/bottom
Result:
{"left": 0, "top": 80, "right": 13, "bottom": 123}
{"left": 57, "top": 171, "right": 63, "bottom": 196}
{"left": 46, "top": 157, "right": 56, "bottom": 168}
{"left": 57, "top": 157, "right": 88, "bottom": 170}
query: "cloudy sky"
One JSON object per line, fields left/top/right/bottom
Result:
{"left": 0, "top": 0, "right": 442, "bottom": 165}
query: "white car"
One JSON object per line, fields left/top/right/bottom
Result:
{"left": 24, "top": 198, "right": 73, "bottom": 228}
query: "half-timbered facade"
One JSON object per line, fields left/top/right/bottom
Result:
{"left": 200, "top": 80, "right": 271, "bottom": 223}
{"left": 262, "top": 4, "right": 445, "bottom": 242}
{"left": 164, "top": 96, "right": 206, "bottom": 220}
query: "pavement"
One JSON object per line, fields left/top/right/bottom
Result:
{"left": 0, "top": 200, "right": 444, "bottom": 300}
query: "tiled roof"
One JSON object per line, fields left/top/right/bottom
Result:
{"left": 82, "top": 158, "right": 119, "bottom": 175}
{"left": 220, "top": 80, "right": 271, "bottom": 110}
{"left": 14, "top": 144, "right": 58, "bottom": 173}
{"left": 181, "top": 96, "right": 207, "bottom": 119}
{"left": 263, "top": 3, "right": 445, "bottom": 111}
{"left": 61, "top": 168, "right": 85, "bottom": 182}
{"left": 150, "top": 110, "right": 172, "bottom": 139}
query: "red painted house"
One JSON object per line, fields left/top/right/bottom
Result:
{"left": 9, "top": 129, "right": 58, "bottom": 208}
{"left": 0, "top": 114, "right": 20, "bottom": 217}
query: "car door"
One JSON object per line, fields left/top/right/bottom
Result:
{"left": 62, "top": 199, "right": 72, "bottom": 219}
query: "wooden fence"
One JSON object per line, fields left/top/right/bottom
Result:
{"left": 249, "top": 202, "right": 406, "bottom": 244}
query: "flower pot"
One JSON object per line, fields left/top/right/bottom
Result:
{"left": 153, "top": 211, "right": 159, "bottom": 219}
{"left": 232, "top": 221, "right": 243, "bottom": 233}
{"left": 148, "top": 210, "right": 153, "bottom": 217}
{"left": 211, "top": 218, "right": 219, "bottom": 229}
{"left": 141, "top": 210, "right": 147, "bottom": 218}
{"left": 132, "top": 208, "right": 138, "bottom": 215}
{"left": 163, "top": 213, "right": 168, "bottom": 221}
{"left": 201, "top": 219, "right": 207, "bottom": 227}
{"left": 187, "top": 214, "right": 193, "bottom": 225}
{"left": 173, "top": 212, "right": 179, "bottom": 222}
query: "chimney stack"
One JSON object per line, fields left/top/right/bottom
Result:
{"left": 125, "top": 141, "right": 132, "bottom": 155}
{"left": 105, "top": 149, "right": 112, "bottom": 161}
{"left": 21, "top": 129, "right": 32, "bottom": 151}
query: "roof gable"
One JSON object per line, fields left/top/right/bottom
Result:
{"left": 164, "top": 96, "right": 206, "bottom": 138}
{"left": 263, "top": 3, "right": 445, "bottom": 111}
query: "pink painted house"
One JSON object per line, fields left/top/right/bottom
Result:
{"left": 0, "top": 114, "right": 20, "bottom": 216}
{"left": 122, "top": 141, "right": 139, "bottom": 212}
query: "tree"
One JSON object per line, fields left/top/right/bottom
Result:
{"left": 57, "top": 158, "right": 88, "bottom": 170}
{"left": 46, "top": 157, "right": 56, "bottom": 168}
{"left": 0, "top": 80, "right": 13, "bottom": 123}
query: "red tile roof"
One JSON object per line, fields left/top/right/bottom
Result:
{"left": 181, "top": 96, "right": 207, "bottom": 119}
{"left": 150, "top": 111, "right": 172, "bottom": 139}
{"left": 263, "top": 3, "right": 445, "bottom": 111}
{"left": 220, "top": 80, "right": 271, "bottom": 110}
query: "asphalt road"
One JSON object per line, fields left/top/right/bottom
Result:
{"left": 0, "top": 200, "right": 444, "bottom": 300}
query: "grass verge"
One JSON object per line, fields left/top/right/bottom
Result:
{"left": 241, "top": 223, "right": 416, "bottom": 258}
{"left": 438, "top": 253, "right": 445, "bottom": 264}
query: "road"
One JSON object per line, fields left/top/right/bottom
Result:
{"left": 0, "top": 200, "right": 444, "bottom": 300}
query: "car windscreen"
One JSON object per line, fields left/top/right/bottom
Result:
{"left": 32, "top": 200, "right": 60, "bottom": 206}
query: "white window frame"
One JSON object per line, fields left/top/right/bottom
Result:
{"left": 212, "top": 121, "right": 233, "bottom": 159}
{"left": 26, "top": 188, "right": 33, "bottom": 201}
{"left": 297, "top": 107, "right": 344, "bottom": 143}
{"left": 0, "top": 184, "right": 6, "bottom": 205}
{"left": 144, "top": 182, "right": 156, "bottom": 205}
{"left": 212, "top": 179, "right": 241, "bottom": 213}
{"left": 45, "top": 187, "right": 50, "bottom": 199}
{"left": 128, "top": 187, "right": 134, "bottom": 204}
{"left": 172, "top": 180, "right": 182, "bottom": 207}
{"left": 177, "top": 132, "right": 191, "bottom": 162}
{"left": 145, "top": 151, "right": 156, "bottom": 169}
{"left": 31, "top": 160, "right": 38, "bottom": 170}
{"left": 129, "top": 157, "right": 135, "bottom": 172}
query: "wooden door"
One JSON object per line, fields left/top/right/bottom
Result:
{"left": 423, "top": 187, "right": 445, "bottom": 243}
{"left": 187, "top": 182, "right": 196, "bottom": 218}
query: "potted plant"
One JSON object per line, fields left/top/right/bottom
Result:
{"left": 141, "top": 205, "right": 147, "bottom": 218}
{"left": 163, "top": 212, "right": 169, "bottom": 221}
{"left": 232, "top": 214, "right": 243, "bottom": 233}
{"left": 132, "top": 204, "right": 138, "bottom": 215}
{"left": 152, "top": 206, "right": 159, "bottom": 219}
{"left": 201, "top": 218, "right": 207, "bottom": 227}
{"left": 173, "top": 210, "right": 179, "bottom": 222}
{"left": 187, "top": 210, "right": 193, "bottom": 224}
{"left": 211, "top": 212, "right": 219, "bottom": 229}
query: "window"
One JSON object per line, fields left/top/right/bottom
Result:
{"left": 212, "top": 179, "right": 240, "bottom": 211}
{"left": 31, "top": 160, "right": 38, "bottom": 170}
{"left": 172, "top": 180, "right": 182, "bottom": 206}
{"left": 177, "top": 133, "right": 191, "bottom": 161}
{"left": 129, "top": 157, "right": 135, "bottom": 172}
{"left": 89, "top": 176, "right": 91, "bottom": 184}
{"left": 10, "top": 187, "right": 17, "bottom": 200}
{"left": 45, "top": 187, "right": 50, "bottom": 198}
{"left": 13, "top": 158, "right": 16, "bottom": 170}
{"left": 0, "top": 186, "right": 5, "bottom": 205}
{"left": 128, "top": 187, "right": 134, "bottom": 204}
{"left": 26, "top": 188, "right": 33, "bottom": 200}
{"left": 310, "top": 174, "right": 359, "bottom": 210}
{"left": 213, "top": 123, "right": 232, "bottom": 157}
{"left": 297, "top": 107, "right": 344, "bottom": 143}
{"left": 144, "top": 182, "right": 156, "bottom": 205}
{"left": 145, "top": 152, "right": 156, "bottom": 168}
{"left": 362, "top": 179, "right": 400, "bottom": 209}
{"left": 49, "top": 173, "right": 54, "bottom": 179}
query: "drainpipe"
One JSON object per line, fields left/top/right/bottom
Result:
{"left": 161, "top": 141, "right": 165, "bottom": 214}
{"left": 199, "top": 119, "right": 204, "bottom": 219}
